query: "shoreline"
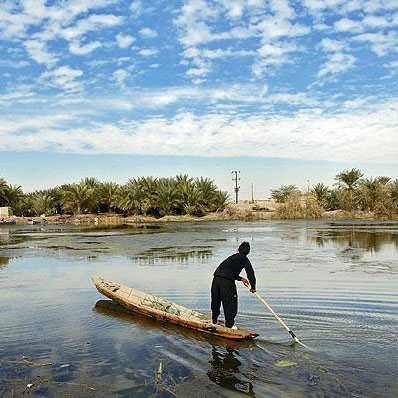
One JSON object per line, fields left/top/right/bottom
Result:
{"left": 3, "top": 208, "right": 397, "bottom": 226}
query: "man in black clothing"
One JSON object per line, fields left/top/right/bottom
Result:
{"left": 211, "top": 242, "right": 256, "bottom": 329}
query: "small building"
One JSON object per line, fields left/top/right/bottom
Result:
{"left": 0, "top": 207, "right": 13, "bottom": 217}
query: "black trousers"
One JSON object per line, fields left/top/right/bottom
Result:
{"left": 211, "top": 276, "right": 238, "bottom": 328}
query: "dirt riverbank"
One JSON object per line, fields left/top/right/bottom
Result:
{"left": 2, "top": 200, "right": 396, "bottom": 226}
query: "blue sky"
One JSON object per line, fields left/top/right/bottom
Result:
{"left": 0, "top": 0, "right": 397, "bottom": 198}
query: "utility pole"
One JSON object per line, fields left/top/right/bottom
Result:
{"left": 251, "top": 183, "right": 254, "bottom": 203}
{"left": 231, "top": 171, "right": 240, "bottom": 204}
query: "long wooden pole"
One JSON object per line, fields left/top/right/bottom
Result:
{"left": 252, "top": 291, "right": 307, "bottom": 347}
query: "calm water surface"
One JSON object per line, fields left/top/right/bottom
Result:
{"left": 0, "top": 220, "right": 397, "bottom": 397}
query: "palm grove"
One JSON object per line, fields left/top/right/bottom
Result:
{"left": 1, "top": 169, "right": 398, "bottom": 219}
{"left": 0, "top": 175, "right": 229, "bottom": 217}
{"left": 271, "top": 169, "right": 398, "bottom": 218}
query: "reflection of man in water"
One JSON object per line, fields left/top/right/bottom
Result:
{"left": 211, "top": 242, "right": 256, "bottom": 328}
{"left": 207, "top": 346, "right": 255, "bottom": 396}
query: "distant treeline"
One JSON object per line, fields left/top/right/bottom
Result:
{"left": 0, "top": 175, "right": 229, "bottom": 217}
{"left": 271, "top": 168, "right": 398, "bottom": 218}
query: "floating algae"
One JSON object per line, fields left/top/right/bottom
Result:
{"left": 275, "top": 360, "right": 297, "bottom": 367}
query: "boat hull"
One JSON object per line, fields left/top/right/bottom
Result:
{"left": 92, "top": 276, "right": 258, "bottom": 340}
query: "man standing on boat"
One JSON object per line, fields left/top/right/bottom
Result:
{"left": 211, "top": 242, "right": 256, "bottom": 329}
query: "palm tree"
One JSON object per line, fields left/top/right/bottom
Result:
{"left": 358, "top": 178, "right": 380, "bottom": 211}
{"left": 97, "top": 182, "right": 120, "bottom": 212}
{"left": 154, "top": 178, "right": 179, "bottom": 216}
{"left": 334, "top": 168, "right": 363, "bottom": 190}
{"left": 0, "top": 177, "right": 8, "bottom": 206}
{"left": 325, "top": 189, "right": 340, "bottom": 210}
{"left": 334, "top": 168, "right": 363, "bottom": 210}
{"left": 312, "top": 183, "right": 329, "bottom": 206}
{"left": 182, "top": 188, "right": 205, "bottom": 216}
{"left": 376, "top": 176, "right": 391, "bottom": 185}
{"left": 61, "top": 183, "right": 93, "bottom": 214}
{"left": 270, "top": 185, "right": 299, "bottom": 203}
{"left": 210, "top": 190, "right": 229, "bottom": 212}
{"left": 195, "top": 177, "right": 217, "bottom": 202}
{"left": 1, "top": 184, "right": 24, "bottom": 207}
{"left": 390, "top": 179, "right": 398, "bottom": 203}
{"left": 31, "top": 190, "right": 58, "bottom": 216}
{"left": 80, "top": 177, "right": 99, "bottom": 212}
{"left": 138, "top": 176, "right": 158, "bottom": 212}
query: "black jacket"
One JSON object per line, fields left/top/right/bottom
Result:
{"left": 213, "top": 253, "right": 256, "bottom": 289}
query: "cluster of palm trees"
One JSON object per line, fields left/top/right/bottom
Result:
{"left": 273, "top": 169, "right": 398, "bottom": 217}
{"left": 0, "top": 175, "right": 229, "bottom": 217}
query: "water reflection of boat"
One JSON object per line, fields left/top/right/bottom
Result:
{"left": 208, "top": 345, "right": 256, "bottom": 396}
{"left": 92, "top": 276, "right": 258, "bottom": 340}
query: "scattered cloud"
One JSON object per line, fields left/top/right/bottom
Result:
{"left": 334, "top": 18, "right": 364, "bottom": 33}
{"left": 23, "top": 40, "right": 58, "bottom": 66}
{"left": 139, "top": 48, "right": 158, "bottom": 57}
{"left": 41, "top": 66, "right": 84, "bottom": 91}
{"left": 1, "top": 99, "right": 397, "bottom": 164}
{"left": 116, "top": 33, "right": 135, "bottom": 48}
{"left": 139, "top": 27, "right": 158, "bottom": 39}
{"left": 1, "top": 0, "right": 397, "bottom": 168}
{"left": 130, "top": 0, "right": 143, "bottom": 16}
{"left": 318, "top": 52, "right": 356, "bottom": 77}
{"left": 112, "top": 68, "right": 130, "bottom": 88}
{"left": 69, "top": 41, "right": 102, "bottom": 55}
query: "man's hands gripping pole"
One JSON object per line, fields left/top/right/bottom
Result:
{"left": 241, "top": 277, "right": 256, "bottom": 293}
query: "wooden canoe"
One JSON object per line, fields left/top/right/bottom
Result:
{"left": 92, "top": 276, "right": 259, "bottom": 340}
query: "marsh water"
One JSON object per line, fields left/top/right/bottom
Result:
{"left": 0, "top": 220, "right": 397, "bottom": 397}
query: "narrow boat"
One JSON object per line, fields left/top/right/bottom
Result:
{"left": 92, "top": 276, "right": 259, "bottom": 340}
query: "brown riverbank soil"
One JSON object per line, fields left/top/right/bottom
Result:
{"left": 2, "top": 199, "right": 397, "bottom": 225}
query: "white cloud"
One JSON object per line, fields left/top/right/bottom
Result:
{"left": 69, "top": 41, "right": 102, "bottom": 55}
{"left": 318, "top": 52, "right": 356, "bottom": 77}
{"left": 139, "top": 27, "right": 158, "bottom": 39}
{"left": 139, "top": 49, "right": 158, "bottom": 57}
{"left": 257, "top": 18, "right": 310, "bottom": 40}
{"left": 2, "top": 99, "right": 397, "bottom": 164}
{"left": 116, "top": 33, "right": 135, "bottom": 48}
{"left": 183, "top": 47, "right": 255, "bottom": 59}
{"left": 353, "top": 31, "right": 398, "bottom": 56}
{"left": 218, "top": 0, "right": 246, "bottom": 18}
{"left": 334, "top": 18, "right": 364, "bottom": 33}
{"left": 130, "top": 0, "right": 143, "bottom": 16}
{"left": 186, "top": 67, "right": 210, "bottom": 76}
{"left": 41, "top": 66, "right": 84, "bottom": 91}
{"left": 23, "top": 40, "right": 58, "bottom": 66}
{"left": 0, "top": 59, "right": 29, "bottom": 68}
{"left": 363, "top": 15, "right": 390, "bottom": 28}
{"left": 320, "top": 38, "right": 345, "bottom": 52}
{"left": 61, "top": 14, "right": 123, "bottom": 40}
{"left": 257, "top": 42, "right": 298, "bottom": 57}
{"left": 112, "top": 68, "right": 130, "bottom": 88}
{"left": 270, "top": 0, "right": 295, "bottom": 19}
